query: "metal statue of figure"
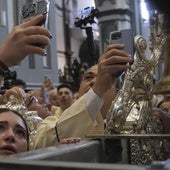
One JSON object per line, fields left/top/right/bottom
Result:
{"left": 106, "top": 10, "right": 167, "bottom": 164}
{"left": 24, "top": 111, "right": 42, "bottom": 150}
{"left": 0, "top": 94, "right": 42, "bottom": 150}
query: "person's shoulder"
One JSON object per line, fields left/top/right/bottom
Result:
{"left": 41, "top": 114, "right": 59, "bottom": 123}
{"left": 51, "top": 105, "right": 59, "bottom": 112}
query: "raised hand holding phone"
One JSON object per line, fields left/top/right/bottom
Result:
{"left": 109, "top": 29, "right": 134, "bottom": 77}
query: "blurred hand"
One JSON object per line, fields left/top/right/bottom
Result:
{"left": 93, "top": 44, "right": 132, "bottom": 98}
{"left": 41, "top": 78, "right": 55, "bottom": 91}
{"left": 0, "top": 14, "right": 51, "bottom": 67}
{"left": 3, "top": 87, "right": 26, "bottom": 104}
{"left": 59, "top": 137, "right": 81, "bottom": 144}
{"left": 153, "top": 107, "right": 170, "bottom": 134}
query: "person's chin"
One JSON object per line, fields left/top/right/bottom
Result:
{"left": 0, "top": 149, "right": 16, "bottom": 156}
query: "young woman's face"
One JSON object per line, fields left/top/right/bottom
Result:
{"left": 0, "top": 111, "right": 28, "bottom": 157}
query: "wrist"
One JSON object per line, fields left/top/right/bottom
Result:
{"left": 0, "top": 44, "right": 12, "bottom": 67}
{"left": 0, "top": 60, "right": 16, "bottom": 79}
{"left": 0, "top": 45, "right": 7, "bottom": 65}
{"left": 92, "top": 85, "right": 105, "bottom": 98}
{"left": 0, "top": 59, "right": 10, "bottom": 78}
{"left": 0, "top": 60, "right": 9, "bottom": 71}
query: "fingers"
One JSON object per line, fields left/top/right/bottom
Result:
{"left": 20, "top": 17, "right": 51, "bottom": 56}
{"left": 4, "top": 87, "right": 26, "bottom": 102}
{"left": 98, "top": 63, "right": 127, "bottom": 76}
{"left": 21, "top": 14, "right": 47, "bottom": 28}
{"left": 157, "top": 108, "right": 170, "bottom": 118}
{"left": 25, "top": 35, "right": 50, "bottom": 46}
{"left": 104, "top": 48, "right": 131, "bottom": 60}
{"left": 98, "top": 53, "right": 132, "bottom": 76}
{"left": 60, "top": 137, "right": 81, "bottom": 144}
{"left": 100, "top": 44, "right": 132, "bottom": 65}
{"left": 153, "top": 107, "right": 170, "bottom": 119}
{"left": 25, "top": 45, "right": 47, "bottom": 56}
{"left": 24, "top": 26, "right": 51, "bottom": 38}
{"left": 97, "top": 44, "right": 133, "bottom": 75}
{"left": 105, "top": 44, "right": 124, "bottom": 51}
{"left": 101, "top": 55, "right": 132, "bottom": 66}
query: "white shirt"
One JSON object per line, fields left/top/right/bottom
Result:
{"left": 85, "top": 88, "right": 104, "bottom": 121}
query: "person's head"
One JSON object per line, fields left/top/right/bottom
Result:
{"left": 48, "top": 89, "right": 59, "bottom": 107}
{"left": 78, "top": 65, "right": 98, "bottom": 97}
{"left": 78, "top": 65, "right": 117, "bottom": 119}
{"left": 26, "top": 94, "right": 53, "bottom": 119}
{"left": 57, "top": 83, "right": 74, "bottom": 111}
{"left": 10, "top": 79, "right": 26, "bottom": 91}
{"left": 0, "top": 108, "right": 29, "bottom": 157}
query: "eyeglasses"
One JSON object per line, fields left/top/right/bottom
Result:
{"left": 27, "top": 96, "right": 38, "bottom": 108}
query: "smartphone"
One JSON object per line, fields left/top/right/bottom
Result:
{"left": 20, "top": 0, "right": 50, "bottom": 48}
{"left": 21, "top": 0, "right": 50, "bottom": 28}
{"left": 109, "top": 29, "right": 134, "bottom": 77}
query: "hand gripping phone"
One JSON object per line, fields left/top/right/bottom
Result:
{"left": 20, "top": 0, "right": 50, "bottom": 48}
{"left": 109, "top": 29, "right": 134, "bottom": 77}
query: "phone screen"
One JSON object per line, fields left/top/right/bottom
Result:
{"left": 109, "top": 29, "right": 134, "bottom": 77}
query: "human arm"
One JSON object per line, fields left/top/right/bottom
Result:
{"left": 33, "top": 44, "right": 132, "bottom": 149}
{"left": 41, "top": 77, "right": 55, "bottom": 91}
{"left": 59, "top": 137, "right": 81, "bottom": 144}
{"left": 33, "top": 94, "right": 104, "bottom": 149}
{"left": 89, "top": 44, "right": 131, "bottom": 119}
{"left": 92, "top": 44, "right": 132, "bottom": 98}
{"left": 2, "top": 86, "right": 26, "bottom": 104}
{"left": 153, "top": 107, "right": 170, "bottom": 134}
{"left": 0, "top": 14, "right": 51, "bottom": 67}
{"left": 40, "top": 78, "right": 55, "bottom": 104}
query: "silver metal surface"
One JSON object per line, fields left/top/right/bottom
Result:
{"left": 6, "top": 139, "right": 121, "bottom": 163}
{"left": 87, "top": 134, "right": 170, "bottom": 139}
{"left": 106, "top": 10, "right": 166, "bottom": 134}
{"left": 0, "top": 137, "right": 169, "bottom": 170}
{"left": 106, "top": 10, "right": 167, "bottom": 165}
{"left": 0, "top": 139, "right": 145, "bottom": 170}
{"left": 0, "top": 159, "right": 146, "bottom": 170}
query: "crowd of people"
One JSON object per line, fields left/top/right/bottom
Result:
{"left": 0, "top": 13, "right": 169, "bottom": 159}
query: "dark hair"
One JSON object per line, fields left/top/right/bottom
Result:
{"left": 0, "top": 108, "right": 29, "bottom": 150}
{"left": 10, "top": 79, "right": 26, "bottom": 90}
{"left": 57, "top": 83, "right": 73, "bottom": 92}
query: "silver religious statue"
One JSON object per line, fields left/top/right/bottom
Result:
{"left": 106, "top": 10, "right": 168, "bottom": 164}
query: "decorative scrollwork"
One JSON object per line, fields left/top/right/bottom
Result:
{"left": 106, "top": 10, "right": 167, "bottom": 164}
{"left": 106, "top": 10, "right": 166, "bottom": 134}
